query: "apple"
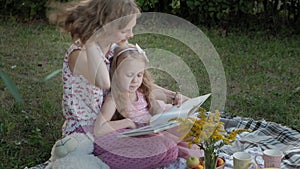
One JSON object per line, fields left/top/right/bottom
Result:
{"left": 186, "top": 156, "right": 200, "bottom": 168}
{"left": 216, "top": 157, "right": 225, "bottom": 167}
{"left": 195, "top": 165, "right": 204, "bottom": 169}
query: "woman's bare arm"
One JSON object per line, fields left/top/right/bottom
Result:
{"left": 67, "top": 45, "right": 110, "bottom": 89}
{"left": 85, "top": 43, "right": 110, "bottom": 89}
{"left": 151, "top": 84, "right": 189, "bottom": 106}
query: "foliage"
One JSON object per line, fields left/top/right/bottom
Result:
{"left": 0, "top": 0, "right": 70, "bottom": 21}
{"left": 1, "top": 0, "right": 48, "bottom": 21}
{"left": 1, "top": 0, "right": 299, "bottom": 32}
{"left": 44, "top": 69, "right": 62, "bottom": 81}
{"left": 135, "top": 0, "right": 300, "bottom": 33}
{"left": 0, "top": 70, "right": 24, "bottom": 103}
{"left": 136, "top": 0, "right": 159, "bottom": 11}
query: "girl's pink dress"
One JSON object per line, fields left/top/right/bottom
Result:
{"left": 94, "top": 91, "right": 179, "bottom": 169}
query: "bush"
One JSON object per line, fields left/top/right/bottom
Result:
{"left": 2, "top": 0, "right": 299, "bottom": 32}
{"left": 136, "top": 0, "right": 300, "bottom": 33}
{"left": 0, "top": 0, "right": 69, "bottom": 21}
{"left": 1, "top": 0, "right": 48, "bottom": 21}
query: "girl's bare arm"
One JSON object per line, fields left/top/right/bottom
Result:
{"left": 94, "top": 95, "right": 136, "bottom": 137}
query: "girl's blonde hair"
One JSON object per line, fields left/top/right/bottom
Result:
{"left": 48, "top": 0, "right": 140, "bottom": 43}
{"left": 110, "top": 44, "right": 162, "bottom": 120}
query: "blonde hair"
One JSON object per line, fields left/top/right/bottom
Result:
{"left": 48, "top": 0, "right": 140, "bottom": 43}
{"left": 110, "top": 44, "right": 162, "bottom": 120}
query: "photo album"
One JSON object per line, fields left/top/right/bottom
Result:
{"left": 118, "top": 93, "right": 211, "bottom": 137}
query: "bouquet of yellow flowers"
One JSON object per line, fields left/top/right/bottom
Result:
{"left": 176, "top": 107, "right": 251, "bottom": 169}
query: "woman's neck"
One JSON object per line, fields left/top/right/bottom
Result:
{"left": 94, "top": 32, "right": 113, "bottom": 58}
{"left": 97, "top": 42, "right": 111, "bottom": 58}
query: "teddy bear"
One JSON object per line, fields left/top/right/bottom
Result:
{"left": 45, "top": 132, "right": 110, "bottom": 169}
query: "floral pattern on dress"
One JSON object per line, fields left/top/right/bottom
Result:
{"left": 62, "top": 42, "right": 115, "bottom": 136}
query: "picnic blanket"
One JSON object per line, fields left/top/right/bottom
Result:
{"left": 219, "top": 117, "right": 300, "bottom": 169}
{"left": 26, "top": 117, "right": 300, "bottom": 169}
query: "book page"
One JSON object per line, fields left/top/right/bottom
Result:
{"left": 117, "top": 121, "right": 179, "bottom": 137}
{"left": 149, "top": 93, "right": 211, "bottom": 126}
{"left": 117, "top": 93, "right": 211, "bottom": 137}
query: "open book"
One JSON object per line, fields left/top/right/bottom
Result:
{"left": 117, "top": 93, "right": 211, "bottom": 137}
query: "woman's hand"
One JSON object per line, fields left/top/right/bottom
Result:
{"left": 151, "top": 84, "right": 190, "bottom": 107}
{"left": 172, "top": 92, "right": 190, "bottom": 107}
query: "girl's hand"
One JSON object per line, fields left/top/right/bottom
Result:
{"left": 126, "top": 119, "right": 137, "bottom": 129}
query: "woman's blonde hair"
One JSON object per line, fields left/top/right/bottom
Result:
{"left": 110, "top": 44, "right": 162, "bottom": 120}
{"left": 48, "top": 0, "right": 140, "bottom": 43}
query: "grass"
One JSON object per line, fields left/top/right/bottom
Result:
{"left": 0, "top": 22, "right": 299, "bottom": 168}
{"left": 210, "top": 31, "right": 300, "bottom": 127}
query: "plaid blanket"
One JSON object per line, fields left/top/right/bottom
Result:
{"left": 221, "top": 117, "right": 300, "bottom": 169}
{"left": 27, "top": 117, "right": 300, "bottom": 169}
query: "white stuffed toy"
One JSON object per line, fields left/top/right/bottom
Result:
{"left": 45, "top": 132, "right": 110, "bottom": 169}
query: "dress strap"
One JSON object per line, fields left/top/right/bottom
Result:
{"left": 64, "top": 41, "right": 82, "bottom": 63}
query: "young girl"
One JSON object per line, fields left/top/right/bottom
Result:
{"left": 49, "top": 0, "right": 140, "bottom": 136}
{"left": 93, "top": 44, "right": 193, "bottom": 169}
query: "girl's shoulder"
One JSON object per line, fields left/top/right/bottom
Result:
{"left": 136, "top": 91, "right": 147, "bottom": 102}
{"left": 136, "top": 90, "right": 144, "bottom": 97}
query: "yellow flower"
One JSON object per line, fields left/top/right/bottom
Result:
{"left": 177, "top": 108, "right": 251, "bottom": 154}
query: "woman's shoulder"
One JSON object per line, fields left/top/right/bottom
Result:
{"left": 64, "top": 40, "right": 83, "bottom": 69}
{"left": 66, "top": 40, "right": 82, "bottom": 55}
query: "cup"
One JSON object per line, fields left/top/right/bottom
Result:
{"left": 233, "top": 152, "right": 258, "bottom": 169}
{"left": 255, "top": 149, "right": 283, "bottom": 168}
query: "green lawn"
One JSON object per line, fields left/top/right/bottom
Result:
{"left": 0, "top": 22, "right": 299, "bottom": 168}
